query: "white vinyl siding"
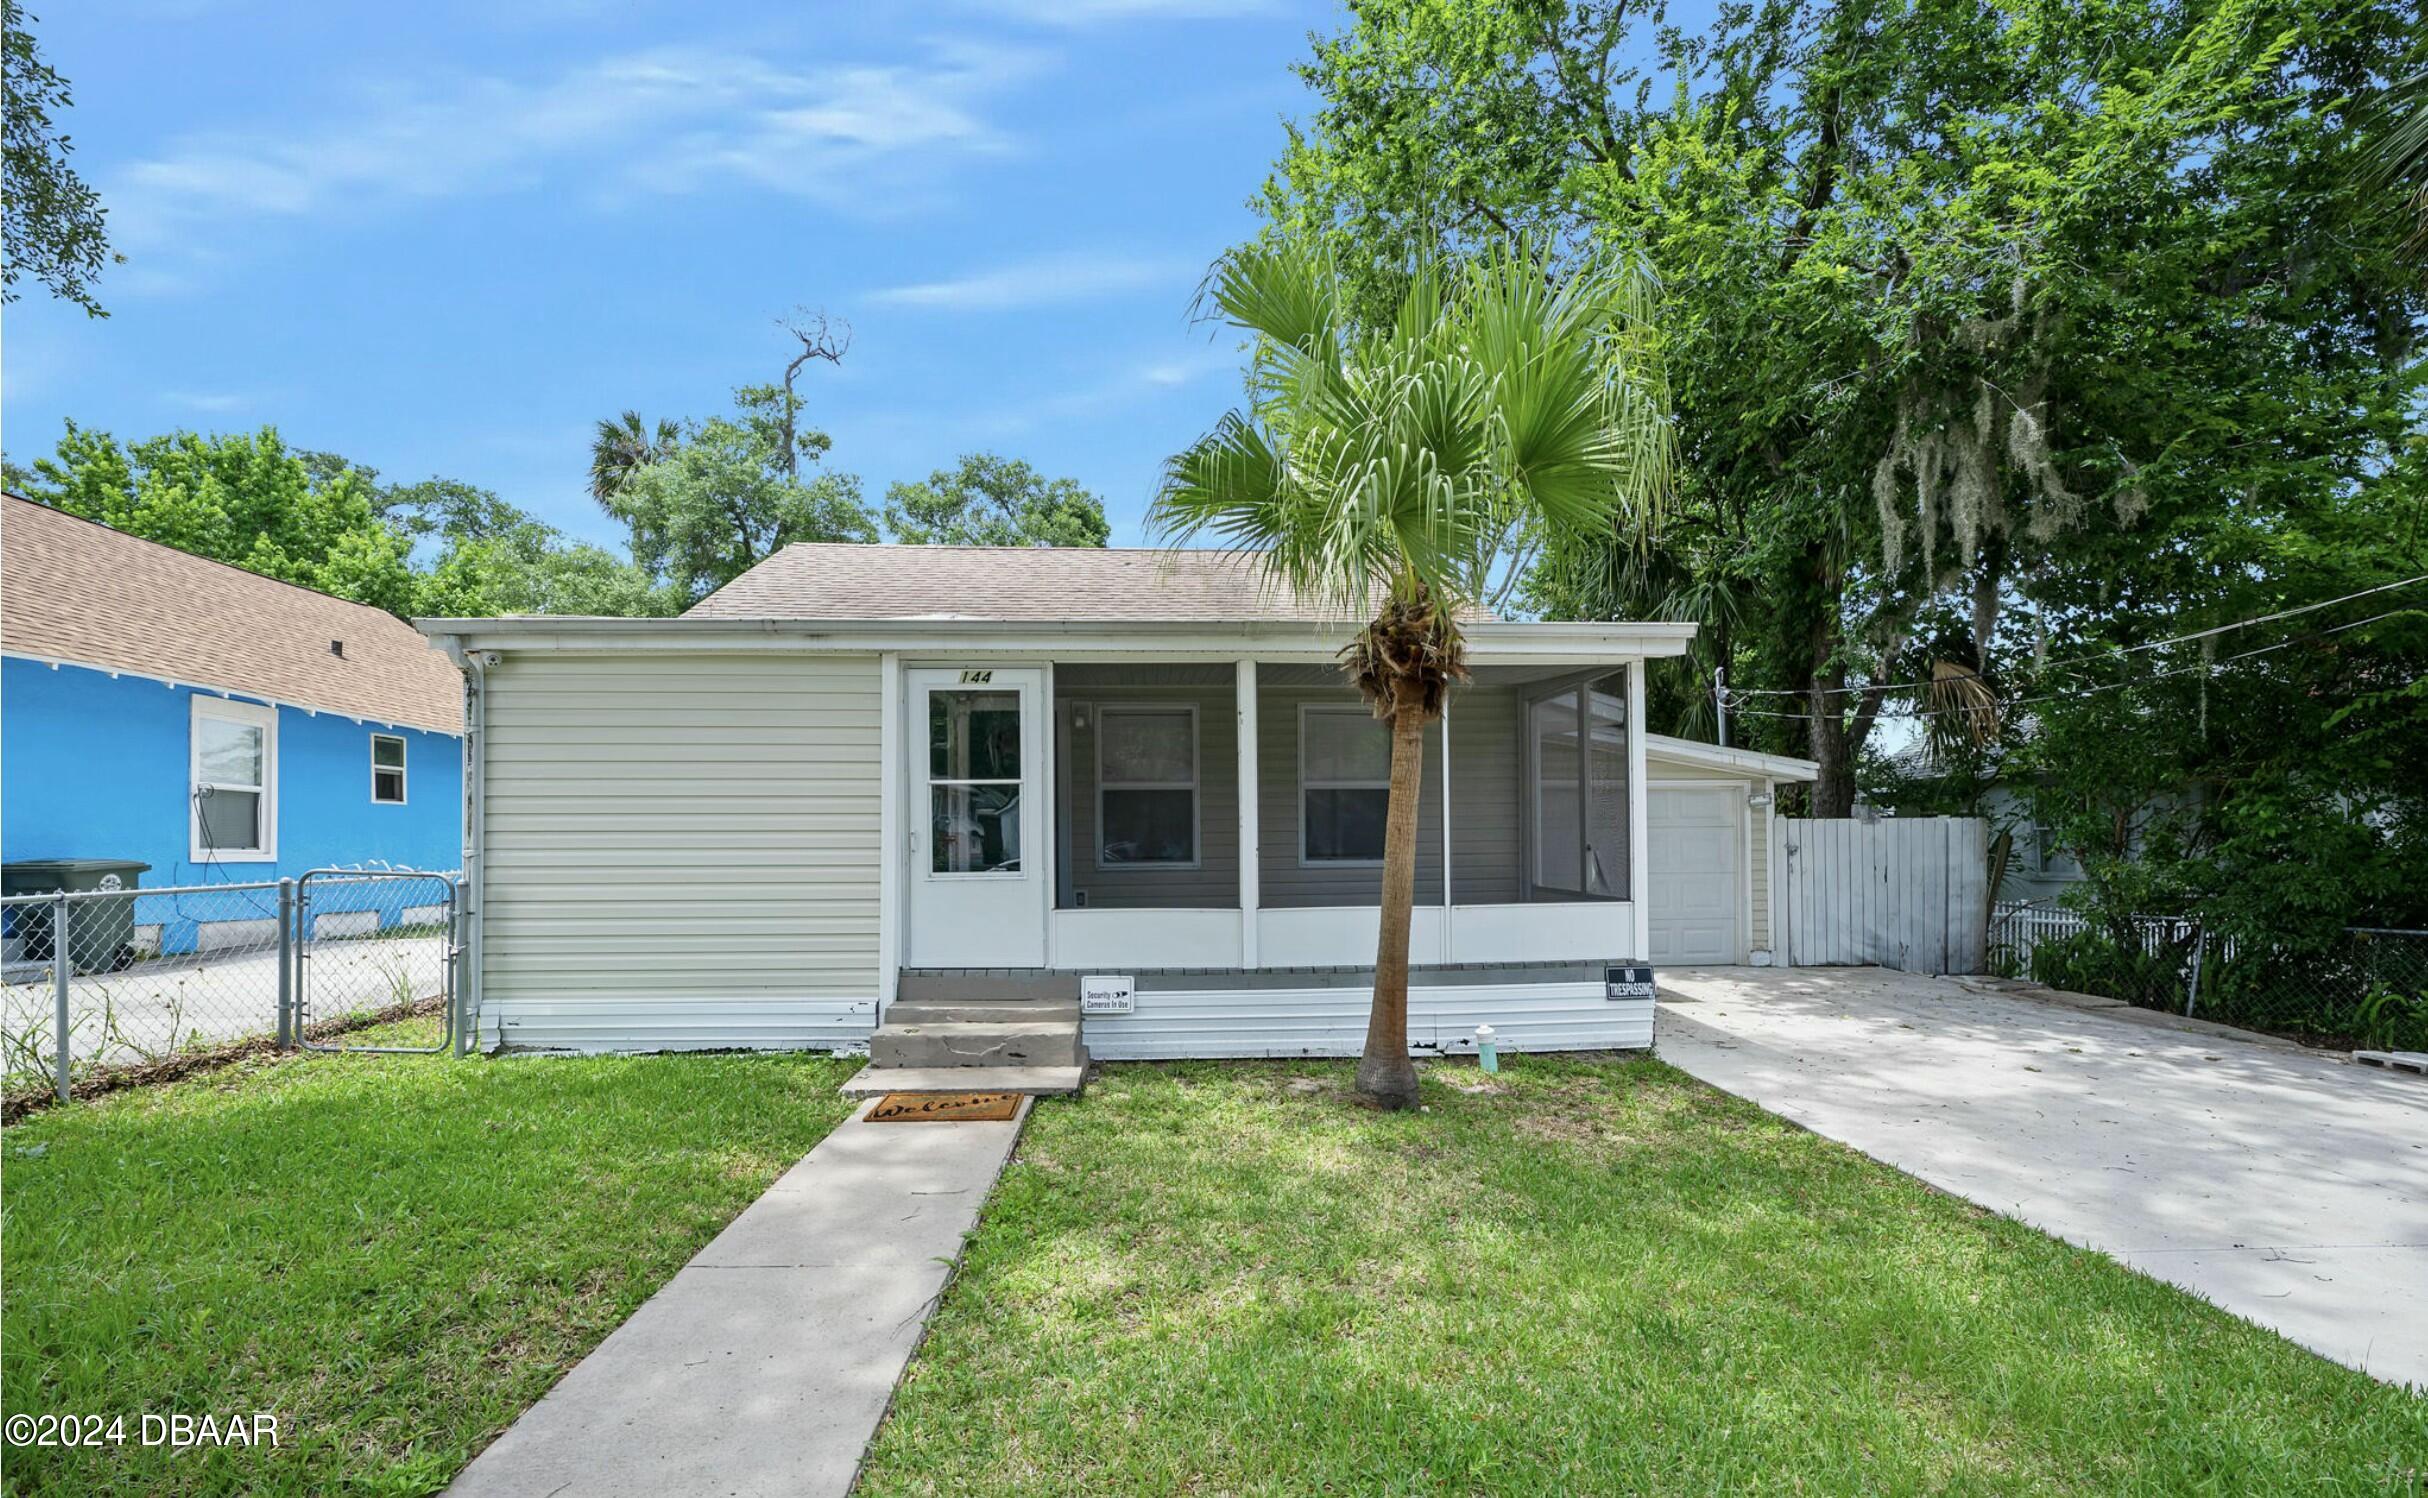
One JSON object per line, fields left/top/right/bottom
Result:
{"left": 475, "top": 652, "right": 881, "bottom": 1051}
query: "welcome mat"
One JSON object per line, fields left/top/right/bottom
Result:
{"left": 868, "top": 1091, "right": 1023, "bottom": 1123}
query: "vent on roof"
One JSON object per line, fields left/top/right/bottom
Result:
{"left": 330, "top": 639, "right": 345, "bottom": 658}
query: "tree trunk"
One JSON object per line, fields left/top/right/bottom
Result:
{"left": 1356, "top": 683, "right": 1428, "bottom": 1110}
{"left": 1806, "top": 598, "right": 1859, "bottom": 816}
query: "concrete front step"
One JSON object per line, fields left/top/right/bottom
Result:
{"left": 869, "top": 1019, "right": 1085, "bottom": 1070}
{"left": 886, "top": 1000, "right": 1081, "bottom": 1026}
{"left": 839, "top": 1063, "right": 1086, "bottom": 1098}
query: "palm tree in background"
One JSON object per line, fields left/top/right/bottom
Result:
{"left": 589, "top": 411, "right": 680, "bottom": 505}
{"left": 1154, "top": 238, "right": 1672, "bottom": 1109}
{"left": 2375, "top": 69, "right": 2428, "bottom": 257}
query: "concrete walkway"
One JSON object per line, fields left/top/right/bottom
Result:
{"left": 1656, "top": 966, "right": 2428, "bottom": 1389}
{"left": 448, "top": 1094, "right": 1028, "bottom": 1497}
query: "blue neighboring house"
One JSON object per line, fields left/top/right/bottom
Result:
{"left": 2, "top": 494, "right": 463, "bottom": 954}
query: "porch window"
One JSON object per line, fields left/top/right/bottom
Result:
{"left": 1097, "top": 706, "right": 1198, "bottom": 866}
{"left": 1527, "top": 674, "right": 1629, "bottom": 899}
{"left": 191, "top": 696, "right": 276, "bottom": 861}
{"left": 1300, "top": 705, "right": 1390, "bottom": 864}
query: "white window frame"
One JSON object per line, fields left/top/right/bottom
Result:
{"left": 1298, "top": 703, "right": 1391, "bottom": 867}
{"left": 370, "top": 732, "right": 408, "bottom": 805}
{"left": 1094, "top": 704, "right": 1202, "bottom": 870}
{"left": 190, "top": 695, "right": 277, "bottom": 863}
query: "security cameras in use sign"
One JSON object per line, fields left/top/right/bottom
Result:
{"left": 1605, "top": 965, "right": 1656, "bottom": 1000}
{"left": 1079, "top": 975, "right": 1135, "bottom": 1014}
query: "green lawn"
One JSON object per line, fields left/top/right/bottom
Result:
{"left": 1, "top": 1023, "right": 859, "bottom": 1497}
{"left": 861, "top": 1057, "right": 2428, "bottom": 1495}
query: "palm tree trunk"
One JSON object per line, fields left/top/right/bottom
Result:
{"left": 1356, "top": 684, "right": 1428, "bottom": 1109}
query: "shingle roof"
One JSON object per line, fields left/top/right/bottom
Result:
{"left": 687, "top": 543, "right": 1373, "bottom": 623}
{"left": 1, "top": 494, "right": 463, "bottom": 733}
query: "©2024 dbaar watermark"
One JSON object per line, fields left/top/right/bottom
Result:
{"left": 5, "top": 1411, "right": 282, "bottom": 1451}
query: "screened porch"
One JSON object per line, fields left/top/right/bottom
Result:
{"left": 1041, "top": 660, "right": 1643, "bottom": 971}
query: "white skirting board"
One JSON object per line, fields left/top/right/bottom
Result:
{"left": 1082, "top": 982, "right": 1652, "bottom": 1060}
{"left": 477, "top": 996, "right": 878, "bottom": 1054}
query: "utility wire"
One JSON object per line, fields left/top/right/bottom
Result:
{"left": 1720, "top": 573, "right": 2428, "bottom": 701}
{"left": 1721, "top": 608, "right": 2409, "bottom": 721}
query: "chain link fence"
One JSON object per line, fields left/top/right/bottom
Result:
{"left": 1, "top": 870, "right": 462, "bottom": 1111}
{"left": 1990, "top": 901, "right": 2428, "bottom": 1051}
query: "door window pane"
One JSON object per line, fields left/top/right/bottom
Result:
{"left": 929, "top": 690, "right": 1021, "bottom": 781}
{"left": 932, "top": 783, "right": 1022, "bottom": 873}
{"left": 198, "top": 788, "right": 261, "bottom": 851}
{"left": 1305, "top": 786, "right": 1388, "bottom": 862}
{"left": 1102, "top": 788, "right": 1195, "bottom": 864}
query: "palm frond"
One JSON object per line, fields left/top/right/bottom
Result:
{"left": 1157, "top": 233, "right": 1672, "bottom": 641}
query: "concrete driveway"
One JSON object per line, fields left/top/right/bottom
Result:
{"left": 1655, "top": 966, "right": 2428, "bottom": 1390}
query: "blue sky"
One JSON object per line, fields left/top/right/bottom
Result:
{"left": 4, "top": 0, "right": 1341, "bottom": 547}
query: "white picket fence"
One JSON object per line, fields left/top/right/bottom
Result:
{"left": 1987, "top": 901, "right": 2238, "bottom": 975}
{"left": 1777, "top": 817, "right": 1990, "bottom": 975}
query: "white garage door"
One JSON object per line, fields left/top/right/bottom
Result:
{"left": 1649, "top": 787, "right": 1743, "bottom": 965}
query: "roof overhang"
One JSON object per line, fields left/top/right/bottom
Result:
{"left": 416, "top": 615, "right": 1699, "bottom": 667}
{"left": 1643, "top": 732, "right": 1819, "bottom": 782}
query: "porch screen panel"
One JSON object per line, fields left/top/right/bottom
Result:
{"left": 1530, "top": 693, "right": 1584, "bottom": 893}
{"left": 1527, "top": 673, "right": 1629, "bottom": 901}
{"left": 1584, "top": 678, "right": 1630, "bottom": 897}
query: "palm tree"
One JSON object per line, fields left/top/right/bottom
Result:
{"left": 2373, "top": 68, "right": 2428, "bottom": 258}
{"left": 589, "top": 411, "right": 680, "bottom": 506}
{"left": 1153, "top": 239, "right": 1672, "bottom": 1109}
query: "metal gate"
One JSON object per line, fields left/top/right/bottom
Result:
{"left": 296, "top": 869, "right": 462, "bottom": 1054}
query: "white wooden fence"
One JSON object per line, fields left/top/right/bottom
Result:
{"left": 1777, "top": 817, "right": 1990, "bottom": 975}
{"left": 1987, "top": 901, "right": 2238, "bottom": 975}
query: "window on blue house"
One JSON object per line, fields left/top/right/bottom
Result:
{"left": 191, "top": 696, "right": 276, "bottom": 861}
{"left": 371, "top": 734, "right": 407, "bottom": 804}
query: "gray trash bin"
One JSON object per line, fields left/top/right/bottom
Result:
{"left": 2, "top": 859, "right": 152, "bottom": 973}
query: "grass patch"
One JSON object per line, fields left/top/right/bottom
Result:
{"left": 2, "top": 1033, "right": 859, "bottom": 1496}
{"left": 861, "top": 1056, "right": 2428, "bottom": 1495}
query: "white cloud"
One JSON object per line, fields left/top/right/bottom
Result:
{"left": 868, "top": 250, "right": 1200, "bottom": 312}
{"left": 105, "top": 42, "right": 1051, "bottom": 279}
{"left": 163, "top": 390, "right": 252, "bottom": 414}
{"left": 971, "top": 344, "right": 1239, "bottom": 436}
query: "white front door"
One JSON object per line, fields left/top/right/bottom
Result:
{"left": 907, "top": 668, "right": 1046, "bottom": 968}
{"left": 1648, "top": 786, "right": 1744, "bottom": 965}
